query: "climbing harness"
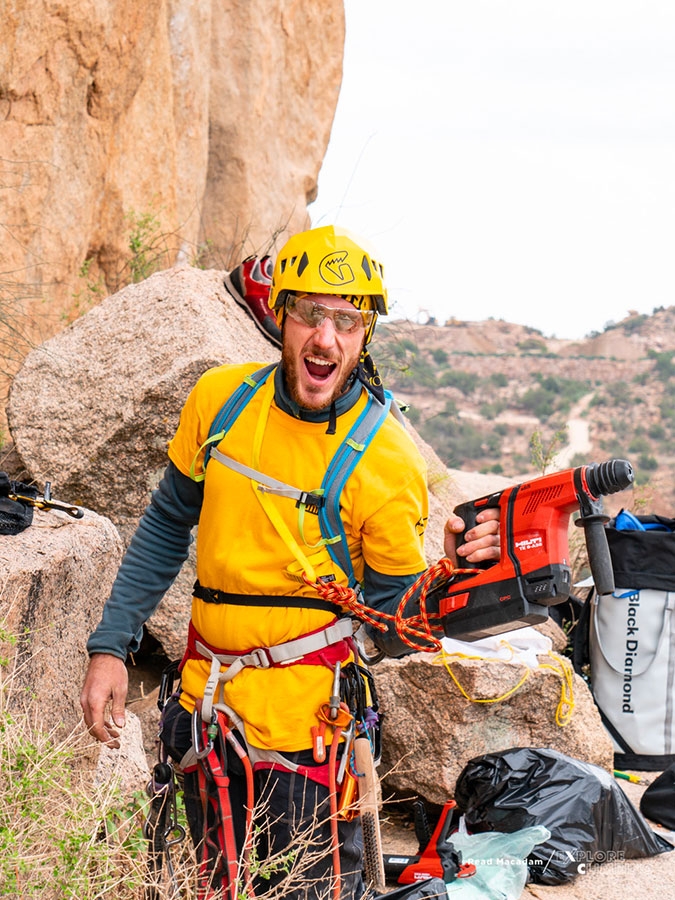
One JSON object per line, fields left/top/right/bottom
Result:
{"left": 184, "top": 617, "right": 355, "bottom": 724}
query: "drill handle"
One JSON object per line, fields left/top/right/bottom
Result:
{"left": 576, "top": 459, "right": 634, "bottom": 596}
{"left": 452, "top": 493, "right": 501, "bottom": 568}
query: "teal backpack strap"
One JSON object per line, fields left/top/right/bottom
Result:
{"left": 317, "top": 390, "right": 394, "bottom": 590}
{"left": 204, "top": 364, "right": 277, "bottom": 469}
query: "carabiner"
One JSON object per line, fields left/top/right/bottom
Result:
{"left": 191, "top": 708, "right": 218, "bottom": 760}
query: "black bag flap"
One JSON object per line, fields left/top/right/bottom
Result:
{"left": 607, "top": 514, "right": 675, "bottom": 591}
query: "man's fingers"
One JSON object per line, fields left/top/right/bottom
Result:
{"left": 80, "top": 653, "right": 128, "bottom": 746}
{"left": 87, "top": 718, "right": 121, "bottom": 748}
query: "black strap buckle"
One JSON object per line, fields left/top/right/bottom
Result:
{"left": 296, "top": 491, "right": 325, "bottom": 515}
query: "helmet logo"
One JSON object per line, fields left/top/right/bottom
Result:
{"left": 319, "top": 251, "right": 355, "bottom": 288}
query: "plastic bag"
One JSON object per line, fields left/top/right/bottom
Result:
{"left": 454, "top": 748, "right": 672, "bottom": 885}
{"left": 441, "top": 626, "right": 552, "bottom": 668}
{"left": 445, "top": 823, "right": 550, "bottom": 900}
{"left": 640, "top": 762, "right": 675, "bottom": 830}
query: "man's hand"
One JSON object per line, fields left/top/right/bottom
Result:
{"left": 80, "top": 653, "right": 128, "bottom": 748}
{"left": 444, "top": 507, "right": 500, "bottom": 564}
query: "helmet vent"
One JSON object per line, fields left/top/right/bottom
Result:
{"left": 361, "top": 255, "right": 372, "bottom": 281}
{"left": 296, "top": 251, "right": 309, "bottom": 277}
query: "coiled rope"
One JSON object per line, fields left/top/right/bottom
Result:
{"left": 304, "top": 557, "right": 481, "bottom": 653}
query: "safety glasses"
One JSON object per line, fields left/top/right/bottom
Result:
{"left": 285, "top": 294, "right": 375, "bottom": 334}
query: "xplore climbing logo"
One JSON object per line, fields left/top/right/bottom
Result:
{"left": 544, "top": 848, "right": 626, "bottom": 876}
{"left": 319, "top": 250, "right": 355, "bottom": 288}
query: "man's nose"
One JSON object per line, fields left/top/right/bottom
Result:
{"left": 312, "top": 316, "right": 338, "bottom": 345}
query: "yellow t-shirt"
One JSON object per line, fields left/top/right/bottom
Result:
{"left": 168, "top": 363, "right": 428, "bottom": 751}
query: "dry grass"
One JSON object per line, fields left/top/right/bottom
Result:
{"left": 0, "top": 638, "right": 361, "bottom": 899}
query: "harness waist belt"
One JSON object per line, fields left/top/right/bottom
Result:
{"left": 196, "top": 617, "right": 353, "bottom": 668}
{"left": 192, "top": 579, "right": 341, "bottom": 614}
{"left": 183, "top": 619, "right": 355, "bottom": 723}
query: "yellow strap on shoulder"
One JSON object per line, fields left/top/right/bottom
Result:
{"left": 189, "top": 431, "right": 226, "bottom": 482}
{"left": 249, "top": 378, "right": 319, "bottom": 583}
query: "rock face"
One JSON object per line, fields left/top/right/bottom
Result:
{"left": 8, "top": 264, "right": 280, "bottom": 658}
{"left": 374, "top": 650, "right": 614, "bottom": 806}
{"left": 0, "top": 0, "right": 344, "bottom": 333}
{"left": 8, "top": 265, "right": 279, "bottom": 526}
{"left": 0, "top": 507, "right": 123, "bottom": 735}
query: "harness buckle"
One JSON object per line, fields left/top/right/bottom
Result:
{"left": 249, "top": 647, "right": 272, "bottom": 669}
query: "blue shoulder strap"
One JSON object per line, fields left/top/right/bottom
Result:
{"left": 317, "top": 390, "right": 394, "bottom": 589}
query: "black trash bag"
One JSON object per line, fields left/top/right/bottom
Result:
{"left": 370, "top": 878, "right": 447, "bottom": 899}
{"left": 0, "top": 472, "right": 37, "bottom": 535}
{"left": 640, "top": 762, "right": 675, "bottom": 830}
{"left": 454, "top": 748, "right": 672, "bottom": 885}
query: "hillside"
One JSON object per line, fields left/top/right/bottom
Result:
{"left": 372, "top": 305, "right": 675, "bottom": 516}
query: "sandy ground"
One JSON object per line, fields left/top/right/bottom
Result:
{"left": 379, "top": 773, "right": 675, "bottom": 900}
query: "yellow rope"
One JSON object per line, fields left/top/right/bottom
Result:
{"left": 436, "top": 645, "right": 576, "bottom": 726}
{"left": 437, "top": 646, "right": 531, "bottom": 703}
{"left": 538, "top": 653, "right": 576, "bottom": 727}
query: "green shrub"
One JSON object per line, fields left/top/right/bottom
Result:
{"left": 489, "top": 372, "right": 508, "bottom": 387}
{"left": 438, "top": 369, "right": 476, "bottom": 395}
{"left": 638, "top": 453, "right": 659, "bottom": 471}
{"left": 517, "top": 337, "right": 548, "bottom": 353}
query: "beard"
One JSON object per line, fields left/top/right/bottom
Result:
{"left": 281, "top": 341, "right": 362, "bottom": 410}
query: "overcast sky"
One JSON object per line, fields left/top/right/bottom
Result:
{"left": 309, "top": 0, "right": 675, "bottom": 340}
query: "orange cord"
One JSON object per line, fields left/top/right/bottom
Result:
{"left": 327, "top": 729, "right": 342, "bottom": 900}
{"left": 304, "top": 558, "right": 481, "bottom": 654}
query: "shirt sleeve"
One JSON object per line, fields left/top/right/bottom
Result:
{"left": 86, "top": 462, "right": 203, "bottom": 659}
{"left": 363, "top": 563, "right": 425, "bottom": 658}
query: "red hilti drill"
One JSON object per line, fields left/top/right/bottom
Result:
{"left": 441, "top": 458, "right": 634, "bottom": 642}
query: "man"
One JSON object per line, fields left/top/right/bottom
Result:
{"left": 80, "top": 225, "right": 499, "bottom": 898}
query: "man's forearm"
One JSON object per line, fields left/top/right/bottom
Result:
{"left": 87, "top": 462, "right": 202, "bottom": 658}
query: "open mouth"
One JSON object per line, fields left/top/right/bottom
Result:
{"left": 304, "top": 356, "right": 337, "bottom": 382}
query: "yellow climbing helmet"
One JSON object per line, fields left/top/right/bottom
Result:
{"left": 269, "top": 225, "right": 388, "bottom": 341}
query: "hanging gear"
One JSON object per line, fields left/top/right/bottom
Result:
{"left": 144, "top": 661, "right": 186, "bottom": 900}
{"left": 143, "top": 761, "right": 186, "bottom": 900}
{"left": 191, "top": 709, "right": 254, "bottom": 900}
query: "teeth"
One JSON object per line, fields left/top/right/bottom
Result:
{"left": 306, "top": 356, "right": 334, "bottom": 367}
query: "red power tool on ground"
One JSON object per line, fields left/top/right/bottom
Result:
{"left": 440, "top": 458, "right": 634, "bottom": 642}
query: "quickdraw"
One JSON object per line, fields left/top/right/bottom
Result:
{"left": 143, "top": 761, "right": 186, "bottom": 900}
{"left": 144, "top": 661, "right": 185, "bottom": 900}
{"left": 8, "top": 480, "right": 84, "bottom": 518}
